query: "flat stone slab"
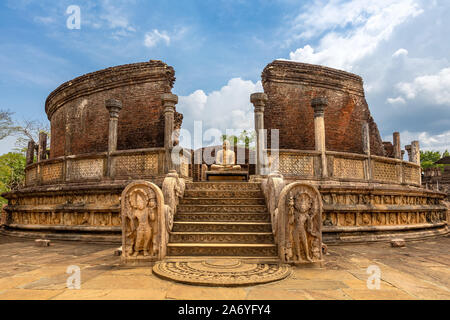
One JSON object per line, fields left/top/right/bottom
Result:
{"left": 206, "top": 171, "right": 249, "bottom": 181}
{"left": 35, "top": 239, "right": 51, "bottom": 247}
{"left": 152, "top": 259, "right": 291, "bottom": 287}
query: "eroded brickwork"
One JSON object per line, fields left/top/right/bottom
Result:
{"left": 262, "top": 60, "right": 386, "bottom": 156}
{"left": 46, "top": 60, "right": 181, "bottom": 158}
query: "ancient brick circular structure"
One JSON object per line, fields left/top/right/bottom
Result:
{"left": 46, "top": 60, "right": 182, "bottom": 158}
{"left": 262, "top": 60, "right": 385, "bottom": 156}
{"left": 1, "top": 59, "right": 447, "bottom": 249}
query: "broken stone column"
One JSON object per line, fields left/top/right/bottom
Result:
{"left": 405, "top": 145, "right": 412, "bottom": 162}
{"left": 251, "top": 92, "right": 268, "bottom": 176}
{"left": 311, "top": 97, "right": 328, "bottom": 177}
{"left": 38, "top": 132, "right": 48, "bottom": 161}
{"left": 105, "top": 99, "right": 123, "bottom": 153}
{"left": 26, "top": 140, "right": 36, "bottom": 165}
{"left": 411, "top": 140, "right": 421, "bottom": 185}
{"left": 162, "top": 93, "right": 178, "bottom": 173}
{"left": 393, "top": 132, "right": 401, "bottom": 159}
{"left": 411, "top": 141, "right": 420, "bottom": 165}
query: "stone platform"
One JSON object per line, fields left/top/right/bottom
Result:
{"left": 0, "top": 234, "right": 448, "bottom": 300}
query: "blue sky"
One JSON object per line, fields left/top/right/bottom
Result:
{"left": 0, "top": 0, "right": 449, "bottom": 153}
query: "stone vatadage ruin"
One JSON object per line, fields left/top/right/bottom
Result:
{"left": 1, "top": 59, "right": 448, "bottom": 285}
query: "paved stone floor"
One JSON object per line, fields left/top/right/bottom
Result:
{"left": 0, "top": 234, "right": 448, "bottom": 300}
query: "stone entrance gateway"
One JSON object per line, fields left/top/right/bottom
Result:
{"left": 1, "top": 59, "right": 448, "bottom": 285}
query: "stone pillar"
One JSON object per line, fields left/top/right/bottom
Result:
{"left": 362, "top": 121, "right": 372, "bottom": 180}
{"left": 411, "top": 141, "right": 420, "bottom": 165}
{"left": 161, "top": 93, "right": 178, "bottom": 173}
{"left": 411, "top": 140, "right": 421, "bottom": 185}
{"left": 105, "top": 99, "right": 122, "bottom": 178}
{"left": 393, "top": 132, "right": 401, "bottom": 159}
{"left": 405, "top": 145, "right": 412, "bottom": 162}
{"left": 105, "top": 99, "right": 123, "bottom": 153}
{"left": 311, "top": 97, "right": 328, "bottom": 177}
{"left": 38, "top": 132, "right": 48, "bottom": 161}
{"left": 251, "top": 93, "right": 268, "bottom": 175}
{"left": 26, "top": 140, "right": 36, "bottom": 165}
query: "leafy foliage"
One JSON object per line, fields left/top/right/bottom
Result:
{"left": 221, "top": 130, "right": 256, "bottom": 148}
{"left": 0, "top": 152, "right": 26, "bottom": 204}
{"left": 420, "top": 150, "right": 449, "bottom": 171}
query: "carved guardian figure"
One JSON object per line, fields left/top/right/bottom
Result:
{"left": 121, "top": 181, "right": 167, "bottom": 262}
{"left": 277, "top": 182, "right": 323, "bottom": 265}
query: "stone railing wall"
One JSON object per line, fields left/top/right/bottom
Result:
{"left": 24, "top": 147, "right": 192, "bottom": 187}
{"left": 268, "top": 149, "right": 421, "bottom": 187}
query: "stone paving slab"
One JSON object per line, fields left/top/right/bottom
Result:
{"left": 0, "top": 235, "right": 448, "bottom": 300}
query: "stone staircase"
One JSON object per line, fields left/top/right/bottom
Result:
{"left": 167, "top": 182, "right": 278, "bottom": 260}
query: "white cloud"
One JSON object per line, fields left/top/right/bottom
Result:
{"left": 387, "top": 96, "right": 406, "bottom": 105}
{"left": 144, "top": 29, "right": 171, "bottom": 47}
{"left": 287, "top": 0, "right": 423, "bottom": 70}
{"left": 395, "top": 67, "right": 450, "bottom": 104}
{"left": 291, "top": 0, "right": 400, "bottom": 39}
{"left": 99, "top": 0, "right": 136, "bottom": 31}
{"left": 392, "top": 48, "right": 408, "bottom": 57}
{"left": 177, "top": 78, "right": 263, "bottom": 147}
{"left": 33, "top": 16, "right": 55, "bottom": 25}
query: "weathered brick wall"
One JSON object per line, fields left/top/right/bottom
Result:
{"left": 383, "top": 142, "right": 394, "bottom": 158}
{"left": 262, "top": 60, "right": 386, "bottom": 156}
{"left": 46, "top": 60, "right": 181, "bottom": 158}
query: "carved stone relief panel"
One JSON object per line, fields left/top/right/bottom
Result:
{"left": 277, "top": 182, "right": 323, "bottom": 264}
{"left": 121, "top": 181, "right": 166, "bottom": 262}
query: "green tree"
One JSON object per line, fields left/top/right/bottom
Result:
{"left": 221, "top": 134, "right": 239, "bottom": 146}
{"left": 420, "top": 150, "right": 449, "bottom": 171}
{"left": 0, "top": 152, "right": 26, "bottom": 204}
{"left": 221, "top": 130, "right": 256, "bottom": 149}
{"left": 238, "top": 130, "right": 256, "bottom": 148}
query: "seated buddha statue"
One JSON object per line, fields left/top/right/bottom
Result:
{"left": 210, "top": 140, "right": 242, "bottom": 171}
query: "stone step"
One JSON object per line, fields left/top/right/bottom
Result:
{"left": 185, "top": 182, "right": 261, "bottom": 191}
{"left": 178, "top": 204, "right": 268, "bottom": 213}
{"left": 163, "top": 256, "right": 280, "bottom": 264}
{"left": 169, "top": 232, "right": 274, "bottom": 244}
{"left": 174, "top": 212, "right": 270, "bottom": 222}
{"left": 172, "top": 221, "right": 272, "bottom": 232}
{"left": 166, "top": 243, "right": 277, "bottom": 257}
{"left": 180, "top": 197, "right": 266, "bottom": 205}
{"left": 184, "top": 190, "right": 264, "bottom": 198}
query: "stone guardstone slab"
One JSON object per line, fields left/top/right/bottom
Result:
{"left": 152, "top": 259, "right": 291, "bottom": 287}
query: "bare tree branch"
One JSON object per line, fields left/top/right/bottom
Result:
{"left": 0, "top": 110, "right": 17, "bottom": 140}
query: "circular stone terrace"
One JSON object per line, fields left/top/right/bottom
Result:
{"left": 1, "top": 60, "right": 448, "bottom": 246}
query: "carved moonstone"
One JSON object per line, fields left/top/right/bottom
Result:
{"left": 276, "top": 182, "right": 323, "bottom": 265}
{"left": 121, "top": 181, "right": 167, "bottom": 263}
